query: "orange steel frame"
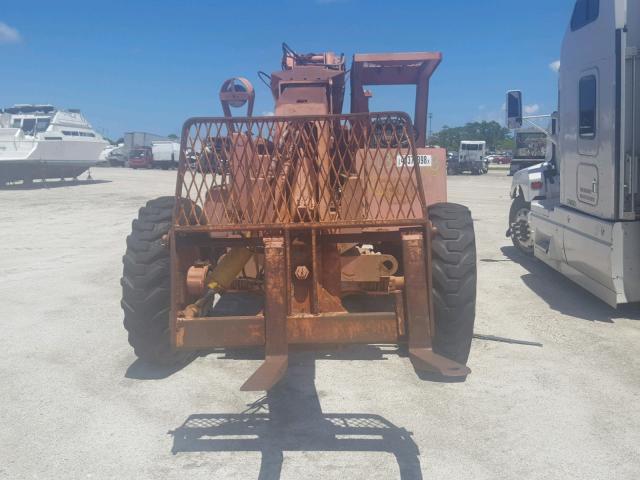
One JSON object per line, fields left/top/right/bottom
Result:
{"left": 169, "top": 47, "right": 469, "bottom": 391}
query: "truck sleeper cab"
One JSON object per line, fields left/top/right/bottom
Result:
{"left": 509, "top": 0, "right": 640, "bottom": 306}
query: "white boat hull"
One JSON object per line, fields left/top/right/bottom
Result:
{"left": 0, "top": 159, "right": 98, "bottom": 184}
{"left": 0, "top": 138, "right": 107, "bottom": 184}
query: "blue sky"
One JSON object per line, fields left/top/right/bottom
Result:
{"left": 1, "top": 0, "right": 573, "bottom": 140}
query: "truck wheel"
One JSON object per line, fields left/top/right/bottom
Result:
{"left": 429, "top": 203, "right": 476, "bottom": 366}
{"left": 508, "top": 196, "right": 534, "bottom": 255}
{"left": 121, "top": 196, "right": 195, "bottom": 365}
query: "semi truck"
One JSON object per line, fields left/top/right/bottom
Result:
{"left": 506, "top": 0, "right": 640, "bottom": 307}
{"left": 509, "top": 128, "right": 548, "bottom": 176}
{"left": 448, "top": 140, "right": 487, "bottom": 175}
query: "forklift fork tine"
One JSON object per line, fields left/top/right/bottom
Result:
{"left": 240, "top": 355, "right": 288, "bottom": 391}
{"left": 409, "top": 348, "right": 471, "bottom": 377}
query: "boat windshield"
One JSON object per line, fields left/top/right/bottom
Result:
{"left": 21, "top": 118, "right": 36, "bottom": 135}
{"left": 36, "top": 118, "right": 51, "bottom": 133}
{"left": 10, "top": 117, "right": 51, "bottom": 135}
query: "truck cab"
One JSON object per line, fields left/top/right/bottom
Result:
{"left": 509, "top": 128, "right": 548, "bottom": 176}
{"left": 128, "top": 146, "right": 153, "bottom": 169}
{"left": 507, "top": 114, "right": 560, "bottom": 253}
{"left": 449, "top": 140, "right": 487, "bottom": 175}
{"left": 506, "top": 0, "right": 640, "bottom": 306}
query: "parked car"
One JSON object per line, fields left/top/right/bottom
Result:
{"left": 128, "top": 146, "right": 153, "bottom": 169}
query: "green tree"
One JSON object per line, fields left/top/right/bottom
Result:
{"left": 430, "top": 121, "right": 511, "bottom": 152}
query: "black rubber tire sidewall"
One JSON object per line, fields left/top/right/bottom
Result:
{"left": 121, "top": 196, "right": 195, "bottom": 365}
{"left": 429, "top": 203, "right": 477, "bottom": 365}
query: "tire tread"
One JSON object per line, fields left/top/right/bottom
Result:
{"left": 429, "top": 203, "right": 477, "bottom": 365}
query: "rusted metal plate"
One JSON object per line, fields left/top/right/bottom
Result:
{"left": 176, "top": 315, "right": 265, "bottom": 349}
{"left": 401, "top": 231, "right": 433, "bottom": 349}
{"left": 263, "top": 237, "right": 288, "bottom": 358}
{"left": 240, "top": 237, "right": 289, "bottom": 392}
{"left": 317, "top": 240, "right": 345, "bottom": 313}
{"left": 175, "top": 311, "right": 401, "bottom": 349}
{"left": 287, "top": 312, "right": 398, "bottom": 344}
{"left": 416, "top": 147, "right": 447, "bottom": 206}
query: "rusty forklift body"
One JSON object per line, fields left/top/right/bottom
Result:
{"left": 123, "top": 45, "right": 476, "bottom": 391}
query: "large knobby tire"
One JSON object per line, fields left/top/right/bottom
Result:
{"left": 508, "top": 195, "right": 534, "bottom": 255}
{"left": 429, "top": 203, "right": 477, "bottom": 365}
{"left": 121, "top": 196, "right": 194, "bottom": 365}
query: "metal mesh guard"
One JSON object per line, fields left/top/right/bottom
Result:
{"left": 175, "top": 112, "right": 427, "bottom": 231}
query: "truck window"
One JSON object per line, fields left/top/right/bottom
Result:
{"left": 570, "top": 0, "right": 599, "bottom": 31}
{"left": 579, "top": 75, "right": 597, "bottom": 138}
{"left": 514, "top": 132, "right": 547, "bottom": 159}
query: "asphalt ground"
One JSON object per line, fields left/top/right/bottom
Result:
{"left": 1, "top": 167, "right": 638, "bottom": 479}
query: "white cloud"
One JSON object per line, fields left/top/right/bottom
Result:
{"left": 549, "top": 60, "right": 561, "bottom": 73}
{"left": 524, "top": 104, "right": 540, "bottom": 115}
{"left": 0, "top": 22, "right": 21, "bottom": 44}
{"left": 262, "top": 111, "right": 275, "bottom": 116}
{"left": 474, "top": 105, "right": 505, "bottom": 125}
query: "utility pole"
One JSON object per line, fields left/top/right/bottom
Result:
{"left": 428, "top": 112, "right": 433, "bottom": 141}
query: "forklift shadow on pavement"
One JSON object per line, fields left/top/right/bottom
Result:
{"left": 169, "top": 349, "right": 423, "bottom": 480}
{"left": 500, "top": 246, "right": 640, "bottom": 322}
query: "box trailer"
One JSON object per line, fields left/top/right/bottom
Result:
{"left": 151, "top": 140, "right": 180, "bottom": 169}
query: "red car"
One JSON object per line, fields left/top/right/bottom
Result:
{"left": 128, "top": 147, "right": 153, "bottom": 169}
{"left": 493, "top": 155, "right": 512, "bottom": 165}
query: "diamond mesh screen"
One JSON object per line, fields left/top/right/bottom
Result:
{"left": 174, "top": 112, "right": 427, "bottom": 231}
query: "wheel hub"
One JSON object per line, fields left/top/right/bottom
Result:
{"left": 512, "top": 208, "right": 533, "bottom": 249}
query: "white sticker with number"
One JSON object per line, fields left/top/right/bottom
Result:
{"left": 396, "top": 154, "right": 433, "bottom": 167}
